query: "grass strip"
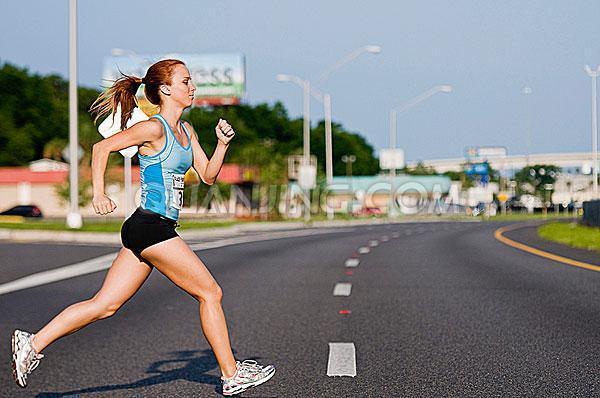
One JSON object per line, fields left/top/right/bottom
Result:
{"left": 538, "top": 222, "right": 600, "bottom": 252}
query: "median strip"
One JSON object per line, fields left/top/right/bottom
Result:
{"left": 494, "top": 224, "right": 600, "bottom": 273}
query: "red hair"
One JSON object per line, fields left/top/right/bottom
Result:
{"left": 90, "top": 59, "right": 185, "bottom": 130}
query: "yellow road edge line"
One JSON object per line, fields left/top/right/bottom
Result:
{"left": 494, "top": 224, "right": 600, "bottom": 273}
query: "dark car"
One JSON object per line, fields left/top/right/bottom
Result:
{"left": 0, "top": 205, "right": 43, "bottom": 218}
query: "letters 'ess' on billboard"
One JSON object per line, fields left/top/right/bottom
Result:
{"left": 102, "top": 53, "right": 246, "bottom": 108}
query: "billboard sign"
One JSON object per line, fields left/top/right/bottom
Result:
{"left": 464, "top": 146, "right": 507, "bottom": 161}
{"left": 102, "top": 53, "right": 246, "bottom": 107}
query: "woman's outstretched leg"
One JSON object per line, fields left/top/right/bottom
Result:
{"left": 31, "top": 248, "right": 152, "bottom": 353}
{"left": 140, "top": 237, "right": 238, "bottom": 378}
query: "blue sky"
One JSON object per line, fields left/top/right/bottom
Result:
{"left": 2, "top": 1, "right": 600, "bottom": 162}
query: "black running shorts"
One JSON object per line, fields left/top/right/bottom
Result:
{"left": 120, "top": 207, "right": 180, "bottom": 259}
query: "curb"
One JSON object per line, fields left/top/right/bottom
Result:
{"left": 494, "top": 223, "right": 600, "bottom": 272}
{"left": 0, "top": 217, "right": 479, "bottom": 245}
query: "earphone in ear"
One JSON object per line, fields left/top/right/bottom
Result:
{"left": 159, "top": 85, "right": 171, "bottom": 96}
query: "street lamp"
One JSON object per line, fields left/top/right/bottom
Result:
{"left": 387, "top": 85, "right": 453, "bottom": 216}
{"left": 276, "top": 74, "right": 312, "bottom": 222}
{"left": 522, "top": 86, "right": 533, "bottom": 166}
{"left": 278, "top": 45, "right": 381, "bottom": 220}
{"left": 585, "top": 65, "right": 600, "bottom": 198}
{"left": 316, "top": 45, "right": 382, "bottom": 187}
{"left": 66, "top": 0, "right": 82, "bottom": 229}
{"left": 278, "top": 45, "right": 382, "bottom": 186}
{"left": 341, "top": 155, "right": 356, "bottom": 177}
{"left": 390, "top": 84, "right": 452, "bottom": 215}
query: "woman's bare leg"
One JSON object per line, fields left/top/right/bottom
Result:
{"left": 140, "top": 237, "right": 237, "bottom": 378}
{"left": 31, "top": 248, "right": 152, "bottom": 353}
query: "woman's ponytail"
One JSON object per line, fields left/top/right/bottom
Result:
{"left": 90, "top": 59, "right": 185, "bottom": 130}
{"left": 89, "top": 73, "right": 143, "bottom": 131}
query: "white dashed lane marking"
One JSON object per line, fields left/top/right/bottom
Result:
{"left": 327, "top": 342, "right": 357, "bottom": 377}
{"left": 333, "top": 283, "right": 352, "bottom": 296}
{"left": 345, "top": 258, "right": 360, "bottom": 268}
{"left": 358, "top": 247, "right": 370, "bottom": 254}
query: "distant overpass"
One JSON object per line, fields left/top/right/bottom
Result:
{"left": 405, "top": 152, "right": 596, "bottom": 173}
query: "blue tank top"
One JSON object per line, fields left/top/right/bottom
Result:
{"left": 138, "top": 114, "right": 193, "bottom": 221}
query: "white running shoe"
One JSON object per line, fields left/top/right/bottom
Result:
{"left": 12, "top": 329, "right": 44, "bottom": 388}
{"left": 221, "top": 359, "right": 276, "bottom": 396}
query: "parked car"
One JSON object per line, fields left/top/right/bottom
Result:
{"left": 353, "top": 207, "right": 383, "bottom": 217}
{"left": 0, "top": 205, "right": 43, "bottom": 218}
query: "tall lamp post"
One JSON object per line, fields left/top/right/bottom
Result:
{"left": 276, "top": 74, "right": 312, "bottom": 222}
{"left": 66, "top": 0, "right": 82, "bottom": 229}
{"left": 277, "top": 45, "right": 381, "bottom": 220}
{"left": 585, "top": 65, "right": 600, "bottom": 198}
{"left": 341, "top": 155, "right": 356, "bottom": 177}
{"left": 315, "top": 45, "right": 381, "bottom": 187}
{"left": 522, "top": 86, "right": 533, "bottom": 166}
{"left": 388, "top": 85, "right": 453, "bottom": 216}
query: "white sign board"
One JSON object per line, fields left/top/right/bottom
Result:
{"left": 298, "top": 164, "right": 317, "bottom": 190}
{"left": 379, "top": 149, "right": 405, "bottom": 170}
{"left": 103, "top": 53, "right": 245, "bottom": 106}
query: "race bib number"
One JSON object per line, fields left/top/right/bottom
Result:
{"left": 171, "top": 174, "right": 185, "bottom": 210}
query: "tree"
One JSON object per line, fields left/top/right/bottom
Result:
{"left": 514, "top": 164, "right": 560, "bottom": 196}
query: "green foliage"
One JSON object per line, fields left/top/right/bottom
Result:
{"left": 0, "top": 62, "right": 102, "bottom": 166}
{"left": 0, "top": 63, "right": 380, "bottom": 182}
{"left": 514, "top": 164, "right": 560, "bottom": 196}
{"left": 185, "top": 104, "right": 379, "bottom": 178}
{"left": 54, "top": 178, "right": 94, "bottom": 207}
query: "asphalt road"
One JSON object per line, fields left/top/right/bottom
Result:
{"left": 2, "top": 221, "right": 600, "bottom": 397}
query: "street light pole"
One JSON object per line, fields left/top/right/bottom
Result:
{"left": 585, "top": 65, "right": 600, "bottom": 198}
{"left": 315, "top": 45, "right": 382, "bottom": 188}
{"left": 303, "top": 80, "right": 311, "bottom": 165}
{"left": 324, "top": 93, "right": 333, "bottom": 185}
{"left": 276, "top": 74, "right": 312, "bottom": 222}
{"left": 277, "top": 45, "right": 381, "bottom": 220}
{"left": 342, "top": 155, "right": 356, "bottom": 177}
{"left": 522, "top": 86, "right": 533, "bottom": 166}
{"left": 66, "top": 0, "right": 82, "bottom": 229}
{"left": 388, "top": 85, "right": 453, "bottom": 216}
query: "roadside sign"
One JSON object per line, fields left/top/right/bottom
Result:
{"left": 379, "top": 148, "right": 405, "bottom": 169}
{"left": 298, "top": 164, "right": 317, "bottom": 190}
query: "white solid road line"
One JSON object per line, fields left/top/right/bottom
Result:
{"left": 0, "top": 253, "right": 117, "bottom": 296}
{"left": 0, "top": 227, "right": 352, "bottom": 296}
{"left": 344, "top": 258, "right": 360, "bottom": 268}
{"left": 333, "top": 283, "right": 352, "bottom": 296}
{"left": 189, "top": 228, "right": 344, "bottom": 251}
{"left": 327, "top": 342, "right": 357, "bottom": 377}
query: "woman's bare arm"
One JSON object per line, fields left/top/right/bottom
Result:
{"left": 91, "top": 119, "right": 162, "bottom": 214}
{"left": 184, "top": 120, "right": 233, "bottom": 185}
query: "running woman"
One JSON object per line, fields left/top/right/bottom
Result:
{"left": 11, "top": 59, "right": 275, "bottom": 396}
